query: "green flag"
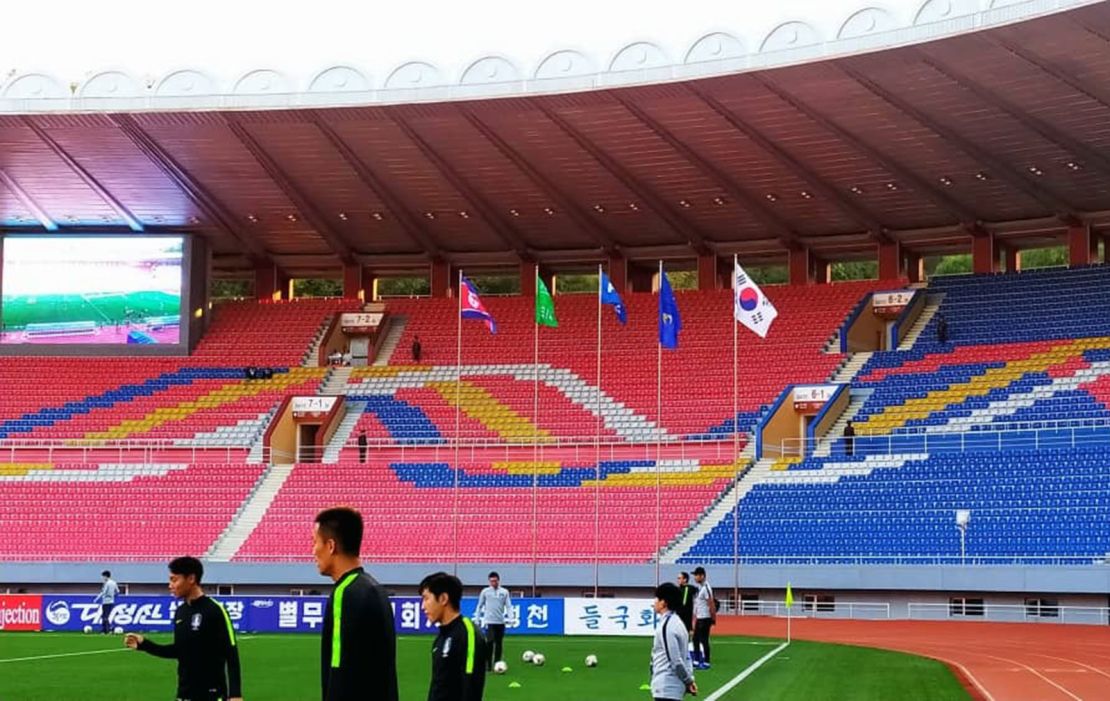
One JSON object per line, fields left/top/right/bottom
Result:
{"left": 536, "top": 277, "right": 558, "bottom": 327}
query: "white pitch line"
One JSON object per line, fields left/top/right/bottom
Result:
{"left": 704, "top": 641, "right": 789, "bottom": 701}
{"left": 0, "top": 648, "right": 130, "bottom": 664}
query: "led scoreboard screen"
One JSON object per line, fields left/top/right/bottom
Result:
{"left": 1, "top": 236, "right": 184, "bottom": 345}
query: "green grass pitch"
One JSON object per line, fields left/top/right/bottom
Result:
{"left": 0, "top": 632, "right": 969, "bottom": 700}
{"left": 1, "top": 291, "right": 180, "bottom": 330}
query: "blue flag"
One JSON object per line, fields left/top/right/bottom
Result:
{"left": 599, "top": 272, "right": 627, "bottom": 324}
{"left": 658, "top": 270, "right": 682, "bottom": 349}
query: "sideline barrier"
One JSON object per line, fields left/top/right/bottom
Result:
{"left": 35, "top": 595, "right": 568, "bottom": 636}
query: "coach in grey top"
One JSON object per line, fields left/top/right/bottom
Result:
{"left": 474, "top": 571, "right": 514, "bottom": 670}
{"left": 93, "top": 570, "right": 120, "bottom": 635}
{"left": 650, "top": 582, "right": 697, "bottom": 701}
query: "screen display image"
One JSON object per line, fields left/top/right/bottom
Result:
{"left": 1, "top": 236, "right": 183, "bottom": 345}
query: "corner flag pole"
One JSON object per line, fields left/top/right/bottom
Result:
{"left": 532, "top": 264, "right": 540, "bottom": 596}
{"left": 453, "top": 267, "right": 463, "bottom": 576}
{"left": 655, "top": 260, "right": 663, "bottom": 586}
{"left": 732, "top": 254, "right": 741, "bottom": 612}
{"left": 594, "top": 263, "right": 603, "bottom": 598}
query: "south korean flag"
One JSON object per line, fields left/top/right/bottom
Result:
{"left": 733, "top": 260, "right": 778, "bottom": 339}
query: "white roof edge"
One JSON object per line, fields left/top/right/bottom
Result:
{"left": 0, "top": 0, "right": 1097, "bottom": 114}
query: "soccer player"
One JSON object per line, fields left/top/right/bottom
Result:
{"left": 691, "top": 566, "right": 717, "bottom": 670}
{"left": 124, "top": 556, "right": 242, "bottom": 701}
{"left": 421, "top": 571, "right": 486, "bottom": 701}
{"left": 675, "top": 571, "right": 697, "bottom": 637}
{"left": 474, "top": 571, "right": 513, "bottom": 671}
{"left": 313, "top": 507, "right": 398, "bottom": 701}
{"left": 93, "top": 569, "right": 119, "bottom": 635}
{"left": 650, "top": 582, "right": 697, "bottom": 701}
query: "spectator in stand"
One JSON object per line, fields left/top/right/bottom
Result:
{"left": 936, "top": 314, "right": 949, "bottom": 345}
{"left": 412, "top": 335, "right": 422, "bottom": 363}
{"left": 843, "top": 421, "right": 856, "bottom": 457}
{"left": 245, "top": 367, "right": 255, "bottom": 381}
{"left": 357, "top": 431, "right": 368, "bottom": 464}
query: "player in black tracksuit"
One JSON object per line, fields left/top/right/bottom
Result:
{"left": 126, "top": 557, "right": 242, "bottom": 701}
{"left": 314, "top": 507, "right": 399, "bottom": 701}
{"left": 320, "top": 567, "right": 399, "bottom": 701}
{"left": 421, "top": 571, "right": 486, "bottom": 701}
{"left": 676, "top": 572, "right": 697, "bottom": 635}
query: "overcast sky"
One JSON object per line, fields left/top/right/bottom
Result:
{"left": 2, "top": 0, "right": 903, "bottom": 83}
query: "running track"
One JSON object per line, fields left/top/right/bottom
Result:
{"left": 717, "top": 617, "right": 1110, "bottom": 700}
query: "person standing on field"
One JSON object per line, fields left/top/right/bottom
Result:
{"left": 421, "top": 571, "right": 487, "bottom": 701}
{"left": 93, "top": 569, "right": 119, "bottom": 635}
{"left": 650, "top": 582, "right": 697, "bottom": 701}
{"left": 124, "top": 557, "right": 242, "bottom": 701}
{"left": 313, "top": 507, "right": 398, "bottom": 701}
{"left": 692, "top": 566, "right": 716, "bottom": 670}
{"left": 474, "top": 571, "right": 513, "bottom": 671}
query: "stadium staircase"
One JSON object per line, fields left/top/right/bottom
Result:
{"left": 322, "top": 401, "right": 366, "bottom": 463}
{"left": 206, "top": 463, "right": 297, "bottom": 561}
{"left": 896, "top": 294, "right": 944, "bottom": 349}
{"left": 374, "top": 315, "right": 408, "bottom": 365}
{"left": 658, "top": 443, "right": 758, "bottom": 563}
{"left": 321, "top": 366, "right": 353, "bottom": 395}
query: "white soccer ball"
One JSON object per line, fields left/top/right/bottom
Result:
{"left": 585, "top": 654, "right": 598, "bottom": 668}
{"left": 493, "top": 661, "right": 508, "bottom": 675}
{"left": 83, "top": 625, "right": 93, "bottom": 634}
{"left": 522, "top": 650, "right": 535, "bottom": 663}
{"left": 113, "top": 626, "right": 124, "bottom": 635}
{"left": 532, "top": 653, "right": 546, "bottom": 666}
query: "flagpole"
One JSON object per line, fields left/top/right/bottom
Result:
{"left": 732, "top": 254, "right": 741, "bottom": 613}
{"left": 655, "top": 260, "right": 663, "bottom": 587}
{"left": 532, "top": 264, "right": 540, "bottom": 597}
{"left": 594, "top": 263, "right": 603, "bottom": 598}
{"left": 453, "top": 268, "right": 463, "bottom": 577}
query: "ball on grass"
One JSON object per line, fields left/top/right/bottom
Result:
{"left": 521, "top": 650, "right": 535, "bottom": 663}
{"left": 585, "top": 654, "right": 598, "bottom": 667}
{"left": 113, "top": 626, "right": 124, "bottom": 635}
{"left": 494, "top": 661, "right": 508, "bottom": 675}
{"left": 532, "top": 653, "right": 546, "bottom": 666}
{"left": 83, "top": 625, "right": 93, "bottom": 634}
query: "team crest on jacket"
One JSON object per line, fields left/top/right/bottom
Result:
{"left": 191, "top": 613, "right": 202, "bottom": 631}
{"left": 442, "top": 638, "right": 453, "bottom": 657}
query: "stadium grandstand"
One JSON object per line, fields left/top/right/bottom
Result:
{"left": 3, "top": 1, "right": 1110, "bottom": 699}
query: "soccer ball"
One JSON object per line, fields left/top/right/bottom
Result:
{"left": 493, "top": 661, "right": 508, "bottom": 675}
{"left": 83, "top": 625, "right": 93, "bottom": 634}
{"left": 113, "top": 626, "right": 124, "bottom": 635}
{"left": 532, "top": 653, "right": 546, "bottom": 666}
{"left": 585, "top": 654, "right": 598, "bottom": 668}
{"left": 522, "top": 650, "right": 535, "bottom": 663}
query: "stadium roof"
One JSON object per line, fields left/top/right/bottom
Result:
{"left": 2, "top": 2, "right": 1110, "bottom": 276}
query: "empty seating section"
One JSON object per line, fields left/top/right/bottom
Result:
{"left": 12, "top": 267, "right": 1110, "bottom": 565}
{"left": 682, "top": 447, "right": 1110, "bottom": 563}
{"left": 384, "top": 281, "right": 889, "bottom": 438}
{"left": 0, "top": 300, "right": 342, "bottom": 446}
{"left": 685, "top": 266, "right": 1110, "bottom": 563}
{"left": 191, "top": 298, "right": 356, "bottom": 366}
{"left": 237, "top": 459, "right": 738, "bottom": 562}
{"left": 0, "top": 463, "right": 263, "bottom": 559}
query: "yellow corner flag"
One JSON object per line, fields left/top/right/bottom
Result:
{"left": 785, "top": 583, "right": 794, "bottom": 608}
